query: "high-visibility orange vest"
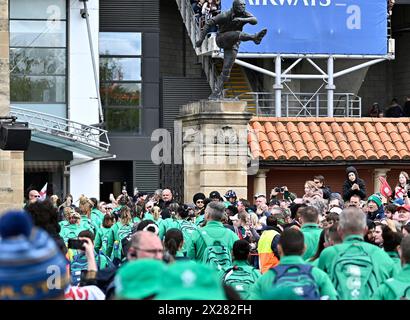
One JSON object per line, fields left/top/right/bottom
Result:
{"left": 257, "top": 229, "right": 280, "bottom": 274}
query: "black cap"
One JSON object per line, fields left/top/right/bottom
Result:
{"left": 209, "top": 191, "right": 221, "bottom": 199}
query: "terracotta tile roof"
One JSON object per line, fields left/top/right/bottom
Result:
{"left": 249, "top": 117, "right": 410, "bottom": 161}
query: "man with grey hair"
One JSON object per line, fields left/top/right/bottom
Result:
{"left": 372, "top": 235, "right": 410, "bottom": 300}
{"left": 187, "top": 201, "right": 239, "bottom": 269}
{"left": 318, "top": 207, "right": 395, "bottom": 300}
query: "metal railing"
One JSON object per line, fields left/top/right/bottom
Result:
{"left": 238, "top": 92, "right": 362, "bottom": 117}
{"left": 10, "top": 107, "right": 110, "bottom": 152}
{"left": 175, "top": 0, "right": 219, "bottom": 56}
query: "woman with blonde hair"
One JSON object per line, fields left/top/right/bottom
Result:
{"left": 106, "top": 205, "right": 133, "bottom": 262}
{"left": 303, "top": 180, "right": 323, "bottom": 203}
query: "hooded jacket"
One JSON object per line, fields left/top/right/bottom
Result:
{"left": 342, "top": 166, "right": 367, "bottom": 201}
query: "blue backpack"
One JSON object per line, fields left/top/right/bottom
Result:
{"left": 271, "top": 264, "right": 321, "bottom": 300}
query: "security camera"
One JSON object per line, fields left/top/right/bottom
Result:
{"left": 80, "top": 9, "right": 88, "bottom": 18}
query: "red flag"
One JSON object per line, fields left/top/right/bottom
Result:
{"left": 379, "top": 176, "right": 392, "bottom": 198}
{"left": 39, "top": 183, "right": 48, "bottom": 201}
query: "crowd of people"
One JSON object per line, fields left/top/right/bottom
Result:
{"left": 1, "top": 166, "right": 410, "bottom": 300}
{"left": 191, "top": 0, "right": 221, "bottom": 31}
{"left": 368, "top": 96, "right": 410, "bottom": 118}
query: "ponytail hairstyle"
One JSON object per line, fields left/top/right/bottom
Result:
{"left": 177, "top": 204, "right": 190, "bottom": 219}
{"left": 168, "top": 203, "right": 180, "bottom": 219}
{"left": 164, "top": 228, "right": 184, "bottom": 257}
{"left": 151, "top": 206, "right": 161, "bottom": 221}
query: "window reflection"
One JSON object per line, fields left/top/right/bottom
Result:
{"left": 106, "top": 108, "right": 141, "bottom": 132}
{"left": 10, "top": 0, "right": 66, "bottom": 20}
{"left": 99, "top": 32, "right": 142, "bottom": 133}
{"left": 10, "top": 48, "right": 66, "bottom": 75}
{"left": 99, "top": 33, "right": 141, "bottom": 56}
{"left": 10, "top": 75, "right": 66, "bottom": 103}
{"left": 10, "top": 21, "right": 66, "bottom": 48}
{"left": 101, "top": 83, "right": 141, "bottom": 107}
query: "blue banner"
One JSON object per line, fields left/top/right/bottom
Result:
{"left": 221, "top": 0, "right": 388, "bottom": 55}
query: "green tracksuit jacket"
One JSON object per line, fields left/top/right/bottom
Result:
{"left": 372, "top": 264, "right": 410, "bottom": 300}
{"left": 248, "top": 255, "right": 338, "bottom": 300}
{"left": 187, "top": 220, "right": 239, "bottom": 262}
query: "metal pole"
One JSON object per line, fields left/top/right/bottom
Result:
{"left": 81, "top": 1, "right": 104, "bottom": 123}
{"left": 326, "top": 56, "right": 335, "bottom": 117}
{"left": 274, "top": 55, "right": 282, "bottom": 117}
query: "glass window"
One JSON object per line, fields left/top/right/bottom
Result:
{"left": 106, "top": 108, "right": 141, "bottom": 133}
{"left": 99, "top": 32, "right": 142, "bottom": 134}
{"left": 9, "top": 0, "right": 67, "bottom": 109}
{"left": 99, "top": 33, "right": 142, "bottom": 56}
{"left": 101, "top": 83, "right": 141, "bottom": 107}
{"left": 100, "top": 58, "right": 141, "bottom": 82}
{"left": 10, "top": 75, "right": 66, "bottom": 103}
{"left": 10, "top": 48, "right": 66, "bottom": 75}
{"left": 10, "top": 0, "right": 66, "bottom": 20}
{"left": 10, "top": 21, "right": 66, "bottom": 48}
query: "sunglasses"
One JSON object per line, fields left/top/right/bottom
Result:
{"left": 196, "top": 200, "right": 204, "bottom": 204}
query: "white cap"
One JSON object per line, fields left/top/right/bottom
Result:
{"left": 229, "top": 214, "right": 239, "bottom": 221}
{"left": 329, "top": 207, "right": 342, "bottom": 215}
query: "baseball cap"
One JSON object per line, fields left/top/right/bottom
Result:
{"left": 115, "top": 259, "right": 166, "bottom": 299}
{"left": 209, "top": 191, "right": 221, "bottom": 199}
{"left": 329, "top": 207, "right": 343, "bottom": 215}
{"left": 229, "top": 214, "right": 239, "bottom": 221}
{"left": 155, "top": 260, "right": 226, "bottom": 300}
{"left": 254, "top": 193, "right": 266, "bottom": 198}
{"left": 396, "top": 204, "right": 410, "bottom": 212}
{"left": 0, "top": 210, "right": 69, "bottom": 300}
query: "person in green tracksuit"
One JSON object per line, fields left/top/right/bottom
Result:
{"left": 300, "top": 206, "right": 322, "bottom": 261}
{"left": 90, "top": 198, "right": 104, "bottom": 230}
{"left": 59, "top": 211, "right": 83, "bottom": 244}
{"left": 219, "top": 239, "right": 261, "bottom": 300}
{"left": 372, "top": 235, "right": 410, "bottom": 300}
{"left": 158, "top": 213, "right": 179, "bottom": 241}
{"left": 187, "top": 201, "right": 239, "bottom": 263}
{"left": 106, "top": 206, "right": 133, "bottom": 260}
{"left": 249, "top": 228, "right": 337, "bottom": 300}
{"left": 318, "top": 207, "right": 395, "bottom": 300}
{"left": 94, "top": 213, "right": 115, "bottom": 255}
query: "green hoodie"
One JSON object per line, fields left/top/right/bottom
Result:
{"left": 372, "top": 264, "right": 410, "bottom": 300}
{"left": 91, "top": 208, "right": 104, "bottom": 230}
{"left": 248, "top": 255, "right": 338, "bottom": 300}
{"left": 318, "top": 234, "right": 395, "bottom": 300}
{"left": 59, "top": 223, "right": 82, "bottom": 244}
{"left": 301, "top": 223, "right": 322, "bottom": 261}
{"left": 187, "top": 220, "right": 239, "bottom": 262}
{"left": 94, "top": 226, "right": 113, "bottom": 255}
{"left": 158, "top": 218, "right": 178, "bottom": 240}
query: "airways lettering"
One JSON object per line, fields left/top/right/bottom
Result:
{"left": 247, "top": 0, "right": 331, "bottom": 6}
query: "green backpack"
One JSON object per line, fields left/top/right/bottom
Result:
{"left": 332, "top": 243, "right": 378, "bottom": 300}
{"left": 385, "top": 279, "right": 410, "bottom": 300}
{"left": 199, "top": 231, "right": 232, "bottom": 271}
{"left": 113, "top": 223, "right": 133, "bottom": 260}
{"left": 222, "top": 265, "right": 257, "bottom": 299}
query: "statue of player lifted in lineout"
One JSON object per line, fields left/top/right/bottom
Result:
{"left": 195, "top": 0, "right": 267, "bottom": 100}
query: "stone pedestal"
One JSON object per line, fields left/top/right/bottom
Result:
{"left": 179, "top": 100, "right": 253, "bottom": 203}
{"left": 0, "top": 0, "right": 24, "bottom": 212}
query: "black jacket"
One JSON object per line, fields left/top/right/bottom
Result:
{"left": 342, "top": 166, "right": 367, "bottom": 201}
{"left": 320, "top": 186, "right": 332, "bottom": 200}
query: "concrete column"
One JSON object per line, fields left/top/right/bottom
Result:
{"left": 253, "top": 169, "right": 270, "bottom": 197}
{"left": 68, "top": 0, "right": 100, "bottom": 198}
{"left": 0, "top": 0, "right": 24, "bottom": 212}
{"left": 179, "top": 100, "right": 253, "bottom": 203}
{"left": 374, "top": 168, "right": 391, "bottom": 195}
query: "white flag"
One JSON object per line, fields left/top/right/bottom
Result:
{"left": 39, "top": 183, "right": 48, "bottom": 201}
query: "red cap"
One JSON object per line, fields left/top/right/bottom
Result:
{"left": 396, "top": 204, "right": 410, "bottom": 212}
